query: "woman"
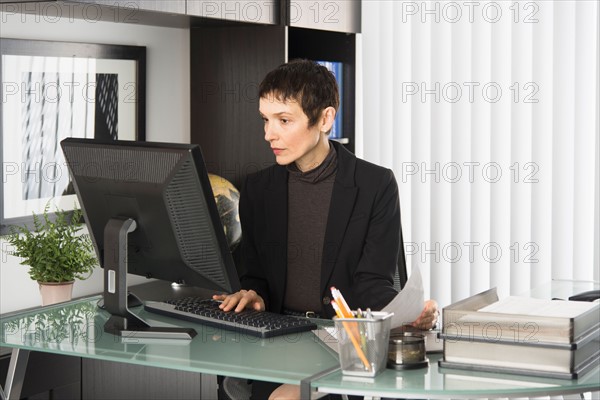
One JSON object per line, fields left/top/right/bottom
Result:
{"left": 215, "top": 59, "right": 438, "bottom": 400}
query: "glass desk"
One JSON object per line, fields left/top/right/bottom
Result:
{"left": 1, "top": 280, "right": 598, "bottom": 399}
{"left": 0, "top": 295, "right": 339, "bottom": 399}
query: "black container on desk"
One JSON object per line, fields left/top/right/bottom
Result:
{"left": 387, "top": 332, "right": 429, "bottom": 370}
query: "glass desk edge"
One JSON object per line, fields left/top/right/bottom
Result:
{"left": 0, "top": 295, "right": 340, "bottom": 386}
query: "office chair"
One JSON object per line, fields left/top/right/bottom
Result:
{"left": 221, "top": 376, "right": 251, "bottom": 400}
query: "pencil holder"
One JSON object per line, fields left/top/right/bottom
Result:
{"left": 333, "top": 312, "right": 393, "bottom": 377}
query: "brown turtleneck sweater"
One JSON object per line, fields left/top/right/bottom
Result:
{"left": 284, "top": 145, "right": 338, "bottom": 313}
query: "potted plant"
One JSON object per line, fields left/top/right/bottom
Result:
{"left": 3, "top": 204, "right": 97, "bottom": 306}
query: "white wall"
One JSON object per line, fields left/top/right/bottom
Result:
{"left": 0, "top": 11, "right": 190, "bottom": 313}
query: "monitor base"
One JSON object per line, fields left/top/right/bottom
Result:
{"left": 104, "top": 314, "right": 197, "bottom": 340}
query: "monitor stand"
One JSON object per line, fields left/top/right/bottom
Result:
{"left": 102, "top": 217, "right": 197, "bottom": 340}
{"left": 96, "top": 292, "right": 143, "bottom": 310}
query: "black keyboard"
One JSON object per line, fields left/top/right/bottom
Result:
{"left": 144, "top": 297, "right": 318, "bottom": 338}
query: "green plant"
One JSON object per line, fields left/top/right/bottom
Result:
{"left": 4, "top": 204, "right": 97, "bottom": 283}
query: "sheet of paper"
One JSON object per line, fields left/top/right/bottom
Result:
{"left": 382, "top": 265, "right": 425, "bottom": 328}
{"left": 479, "top": 296, "right": 597, "bottom": 317}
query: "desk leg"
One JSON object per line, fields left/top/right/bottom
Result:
{"left": 2, "top": 349, "right": 30, "bottom": 400}
{"left": 300, "top": 366, "right": 341, "bottom": 400}
{"left": 201, "top": 373, "right": 217, "bottom": 399}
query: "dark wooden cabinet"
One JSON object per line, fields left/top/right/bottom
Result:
{"left": 81, "top": 359, "right": 203, "bottom": 399}
{"left": 190, "top": 2, "right": 359, "bottom": 189}
{"left": 190, "top": 25, "right": 286, "bottom": 189}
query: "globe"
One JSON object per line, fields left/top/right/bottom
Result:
{"left": 208, "top": 174, "right": 242, "bottom": 251}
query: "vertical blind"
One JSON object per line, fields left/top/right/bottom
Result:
{"left": 361, "top": 0, "right": 599, "bottom": 307}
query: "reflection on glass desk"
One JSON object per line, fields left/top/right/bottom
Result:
{"left": 0, "top": 295, "right": 339, "bottom": 387}
{"left": 311, "top": 279, "right": 600, "bottom": 399}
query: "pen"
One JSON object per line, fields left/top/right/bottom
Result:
{"left": 365, "top": 308, "right": 375, "bottom": 338}
{"left": 356, "top": 308, "right": 367, "bottom": 348}
{"left": 332, "top": 300, "right": 371, "bottom": 371}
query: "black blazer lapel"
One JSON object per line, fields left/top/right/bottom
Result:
{"left": 264, "top": 166, "right": 288, "bottom": 302}
{"left": 321, "top": 142, "right": 358, "bottom": 292}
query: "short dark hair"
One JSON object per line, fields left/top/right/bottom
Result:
{"left": 259, "top": 59, "right": 340, "bottom": 128}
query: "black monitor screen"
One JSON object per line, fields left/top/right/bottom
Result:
{"left": 61, "top": 138, "right": 241, "bottom": 294}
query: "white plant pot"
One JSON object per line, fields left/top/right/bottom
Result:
{"left": 38, "top": 281, "right": 74, "bottom": 306}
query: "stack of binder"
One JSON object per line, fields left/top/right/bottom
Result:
{"left": 438, "top": 288, "right": 600, "bottom": 379}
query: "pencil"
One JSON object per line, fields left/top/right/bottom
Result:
{"left": 330, "top": 286, "right": 360, "bottom": 338}
{"left": 331, "top": 287, "right": 353, "bottom": 318}
{"left": 332, "top": 300, "right": 371, "bottom": 371}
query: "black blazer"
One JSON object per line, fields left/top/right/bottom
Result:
{"left": 238, "top": 141, "right": 402, "bottom": 318}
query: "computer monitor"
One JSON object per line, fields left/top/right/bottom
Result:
{"left": 61, "top": 138, "right": 241, "bottom": 339}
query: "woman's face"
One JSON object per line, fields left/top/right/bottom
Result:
{"left": 259, "top": 94, "right": 332, "bottom": 172}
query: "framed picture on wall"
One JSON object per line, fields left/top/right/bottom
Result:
{"left": 0, "top": 38, "right": 146, "bottom": 235}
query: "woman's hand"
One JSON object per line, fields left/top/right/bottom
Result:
{"left": 212, "top": 289, "right": 265, "bottom": 313}
{"left": 411, "top": 299, "right": 439, "bottom": 330}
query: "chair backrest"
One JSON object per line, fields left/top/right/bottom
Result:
{"left": 394, "top": 227, "right": 408, "bottom": 291}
